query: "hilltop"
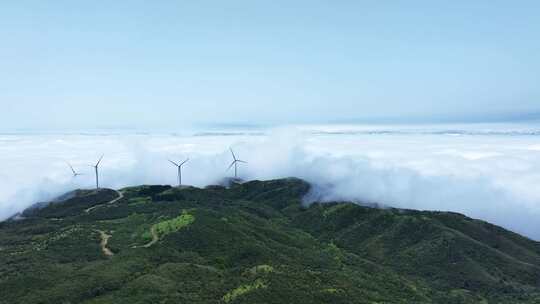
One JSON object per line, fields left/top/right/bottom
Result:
{"left": 1, "top": 178, "right": 539, "bottom": 303}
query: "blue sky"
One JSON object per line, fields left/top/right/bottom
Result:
{"left": 1, "top": 1, "right": 539, "bottom": 130}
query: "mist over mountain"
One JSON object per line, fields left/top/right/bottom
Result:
{"left": 2, "top": 1, "right": 540, "bottom": 303}
{"left": 1, "top": 124, "right": 540, "bottom": 241}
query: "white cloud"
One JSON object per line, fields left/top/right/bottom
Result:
{"left": 1, "top": 125, "right": 540, "bottom": 240}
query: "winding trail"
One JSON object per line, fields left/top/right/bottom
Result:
{"left": 131, "top": 226, "right": 159, "bottom": 249}
{"left": 85, "top": 190, "right": 124, "bottom": 213}
{"left": 143, "top": 226, "right": 159, "bottom": 248}
{"left": 97, "top": 230, "right": 114, "bottom": 256}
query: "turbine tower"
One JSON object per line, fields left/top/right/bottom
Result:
{"left": 92, "top": 155, "right": 104, "bottom": 190}
{"left": 227, "top": 148, "right": 247, "bottom": 179}
{"left": 169, "top": 158, "right": 189, "bottom": 186}
{"left": 66, "top": 162, "right": 83, "bottom": 178}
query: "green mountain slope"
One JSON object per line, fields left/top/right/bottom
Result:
{"left": 1, "top": 178, "right": 539, "bottom": 303}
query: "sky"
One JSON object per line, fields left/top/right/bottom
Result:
{"left": 1, "top": 3, "right": 540, "bottom": 239}
{"left": 1, "top": 1, "right": 539, "bottom": 131}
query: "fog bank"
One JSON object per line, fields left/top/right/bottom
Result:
{"left": 1, "top": 125, "right": 539, "bottom": 240}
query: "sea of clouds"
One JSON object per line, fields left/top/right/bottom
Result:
{"left": 1, "top": 123, "right": 540, "bottom": 240}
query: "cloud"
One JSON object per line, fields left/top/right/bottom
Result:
{"left": 1, "top": 126, "right": 540, "bottom": 240}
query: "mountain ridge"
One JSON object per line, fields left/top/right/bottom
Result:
{"left": 1, "top": 178, "right": 539, "bottom": 303}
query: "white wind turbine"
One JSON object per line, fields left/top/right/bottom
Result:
{"left": 91, "top": 155, "right": 104, "bottom": 190}
{"left": 66, "top": 161, "right": 83, "bottom": 178}
{"left": 169, "top": 158, "right": 189, "bottom": 186}
{"left": 227, "top": 148, "right": 247, "bottom": 179}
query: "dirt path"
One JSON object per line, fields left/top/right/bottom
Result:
{"left": 85, "top": 190, "right": 124, "bottom": 213}
{"left": 97, "top": 230, "right": 114, "bottom": 256}
{"left": 131, "top": 226, "right": 159, "bottom": 249}
{"left": 142, "top": 226, "right": 159, "bottom": 248}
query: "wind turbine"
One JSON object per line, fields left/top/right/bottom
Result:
{"left": 227, "top": 148, "right": 247, "bottom": 179}
{"left": 169, "top": 158, "right": 189, "bottom": 186}
{"left": 66, "top": 162, "right": 83, "bottom": 178}
{"left": 91, "top": 155, "right": 104, "bottom": 190}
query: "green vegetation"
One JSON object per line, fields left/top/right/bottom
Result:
{"left": 153, "top": 210, "right": 195, "bottom": 238}
{"left": 245, "top": 264, "right": 274, "bottom": 276}
{"left": 0, "top": 178, "right": 539, "bottom": 303}
{"left": 223, "top": 279, "right": 268, "bottom": 303}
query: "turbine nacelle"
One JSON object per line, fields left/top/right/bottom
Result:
{"left": 93, "top": 155, "right": 104, "bottom": 168}
{"left": 227, "top": 148, "right": 247, "bottom": 179}
{"left": 169, "top": 158, "right": 189, "bottom": 186}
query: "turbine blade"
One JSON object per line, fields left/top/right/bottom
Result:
{"left": 169, "top": 160, "right": 179, "bottom": 167}
{"left": 230, "top": 148, "right": 237, "bottom": 160}
{"left": 237, "top": 160, "right": 247, "bottom": 164}
{"left": 66, "top": 162, "right": 76, "bottom": 174}
{"left": 96, "top": 155, "right": 104, "bottom": 167}
{"left": 227, "top": 161, "right": 235, "bottom": 171}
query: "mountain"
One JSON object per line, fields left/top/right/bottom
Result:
{"left": 1, "top": 178, "right": 539, "bottom": 303}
